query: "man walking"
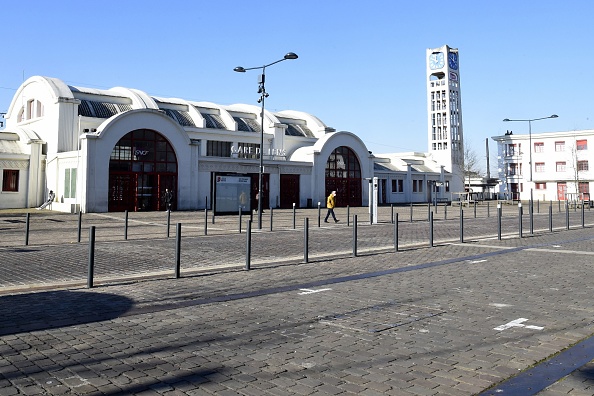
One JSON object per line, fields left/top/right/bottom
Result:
{"left": 324, "top": 190, "right": 339, "bottom": 223}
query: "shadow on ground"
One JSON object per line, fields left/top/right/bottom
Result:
{"left": 0, "top": 290, "right": 133, "bottom": 336}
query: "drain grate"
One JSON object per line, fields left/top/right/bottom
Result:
{"left": 319, "top": 301, "right": 445, "bottom": 333}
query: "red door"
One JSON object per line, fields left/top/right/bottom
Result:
{"left": 557, "top": 182, "right": 567, "bottom": 201}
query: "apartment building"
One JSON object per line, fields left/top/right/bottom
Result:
{"left": 492, "top": 130, "right": 593, "bottom": 202}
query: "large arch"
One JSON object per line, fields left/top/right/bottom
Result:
{"left": 80, "top": 109, "right": 195, "bottom": 213}
{"left": 325, "top": 146, "right": 362, "bottom": 207}
{"left": 109, "top": 129, "right": 178, "bottom": 211}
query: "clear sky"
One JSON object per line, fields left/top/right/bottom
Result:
{"left": 1, "top": 0, "right": 592, "bottom": 174}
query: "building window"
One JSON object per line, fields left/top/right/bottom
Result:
{"left": 2, "top": 169, "right": 19, "bottom": 192}
{"left": 579, "top": 182, "right": 590, "bottom": 198}
{"left": 535, "top": 182, "right": 546, "bottom": 190}
{"left": 556, "top": 161, "right": 566, "bottom": 172}
{"left": 507, "top": 144, "right": 519, "bottom": 156}
{"left": 412, "top": 180, "right": 423, "bottom": 193}
{"left": 555, "top": 141, "right": 565, "bottom": 152}
{"left": 578, "top": 160, "right": 589, "bottom": 171}
{"left": 64, "top": 168, "right": 77, "bottom": 199}
{"left": 391, "top": 179, "right": 403, "bottom": 193}
{"left": 509, "top": 163, "right": 519, "bottom": 176}
{"left": 534, "top": 142, "right": 544, "bottom": 153}
{"left": 535, "top": 162, "right": 545, "bottom": 172}
{"left": 207, "top": 141, "right": 232, "bottom": 157}
{"left": 577, "top": 139, "right": 588, "bottom": 150}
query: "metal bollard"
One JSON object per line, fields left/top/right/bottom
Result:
{"left": 347, "top": 205, "right": 350, "bottom": 226}
{"left": 474, "top": 200, "right": 477, "bottom": 218}
{"left": 304, "top": 218, "right": 309, "bottom": 263}
{"left": 582, "top": 200, "right": 585, "bottom": 228}
{"left": 394, "top": 213, "right": 399, "bottom": 251}
{"left": 87, "top": 226, "right": 96, "bottom": 289}
{"left": 497, "top": 204, "right": 502, "bottom": 240}
{"left": 566, "top": 201, "right": 570, "bottom": 230}
{"left": 352, "top": 214, "right": 358, "bottom": 257}
{"left": 444, "top": 204, "right": 447, "bottom": 220}
{"left": 124, "top": 210, "right": 128, "bottom": 241}
{"left": 391, "top": 204, "right": 394, "bottom": 224}
{"left": 428, "top": 202, "right": 431, "bottom": 222}
{"left": 293, "top": 203, "right": 296, "bottom": 229}
{"left": 25, "top": 213, "right": 30, "bottom": 246}
{"left": 429, "top": 211, "right": 434, "bottom": 247}
{"left": 204, "top": 208, "right": 208, "bottom": 235}
{"left": 175, "top": 223, "right": 182, "bottom": 278}
{"left": 270, "top": 208, "right": 273, "bottom": 231}
{"left": 239, "top": 207, "right": 243, "bottom": 234}
{"left": 460, "top": 209, "right": 464, "bottom": 243}
{"left": 410, "top": 202, "right": 413, "bottom": 222}
{"left": 518, "top": 202, "right": 523, "bottom": 238}
{"left": 487, "top": 201, "right": 490, "bottom": 218}
{"left": 245, "top": 220, "right": 252, "bottom": 270}
{"left": 318, "top": 202, "right": 321, "bottom": 227}
{"left": 78, "top": 211, "right": 83, "bottom": 243}
{"left": 529, "top": 200, "right": 534, "bottom": 235}
{"left": 549, "top": 204, "right": 553, "bottom": 232}
{"left": 537, "top": 199, "right": 540, "bottom": 214}
{"left": 167, "top": 210, "right": 171, "bottom": 238}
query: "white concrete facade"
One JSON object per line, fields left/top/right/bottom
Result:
{"left": 0, "top": 76, "right": 452, "bottom": 212}
{"left": 492, "top": 130, "right": 593, "bottom": 202}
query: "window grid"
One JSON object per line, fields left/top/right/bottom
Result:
{"left": 2, "top": 169, "right": 19, "bottom": 192}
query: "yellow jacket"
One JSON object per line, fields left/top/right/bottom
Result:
{"left": 326, "top": 194, "right": 336, "bottom": 209}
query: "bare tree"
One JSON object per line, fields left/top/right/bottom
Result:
{"left": 462, "top": 141, "right": 482, "bottom": 190}
{"left": 568, "top": 139, "right": 583, "bottom": 201}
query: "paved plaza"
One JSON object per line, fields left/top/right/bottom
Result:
{"left": 1, "top": 203, "right": 594, "bottom": 395}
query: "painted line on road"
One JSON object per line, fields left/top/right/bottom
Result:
{"left": 494, "top": 318, "right": 544, "bottom": 331}
{"left": 298, "top": 288, "right": 331, "bottom": 295}
{"left": 526, "top": 248, "right": 594, "bottom": 255}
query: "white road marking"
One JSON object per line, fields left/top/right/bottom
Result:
{"left": 527, "top": 248, "right": 594, "bottom": 256}
{"left": 490, "top": 303, "right": 512, "bottom": 308}
{"left": 494, "top": 318, "right": 544, "bottom": 331}
{"left": 469, "top": 259, "right": 487, "bottom": 264}
{"left": 298, "top": 288, "right": 332, "bottom": 295}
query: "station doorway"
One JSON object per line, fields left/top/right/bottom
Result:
{"left": 108, "top": 129, "right": 178, "bottom": 212}
{"left": 325, "top": 146, "right": 362, "bottom": 207}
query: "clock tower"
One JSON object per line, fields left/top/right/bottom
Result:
{"left": 426, "top": 44, "right": 464, "bottom": 194}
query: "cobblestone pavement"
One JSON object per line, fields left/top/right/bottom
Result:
{"left": 1, "top": 204, "right": 594, "bottom": 395}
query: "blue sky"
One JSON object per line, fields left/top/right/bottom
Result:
{"left": 1, "top": 0, "right": 592, "bottom": 173}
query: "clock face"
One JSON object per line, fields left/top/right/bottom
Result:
{"left": 448, "top": 52, "right": 458, "bottom": 70}
{"left": 429, "top": 52, "right": 445, "bottom": 70}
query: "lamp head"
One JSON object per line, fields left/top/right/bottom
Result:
{"left": 284, "top": 52, "right": 298, "bottom": 60}
{"left": 550, "top": 114, "right": 558, "bottom": 118}
{"left": 233, "top": 66, "right": 246, "bottom": 73}
{"left": 503, "top": 118, "right": 510, "bottom": 122}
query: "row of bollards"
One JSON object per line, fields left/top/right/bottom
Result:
{"left": 22, "top": 199, "right": 592, "bottom": 246}
{"left": 81, "top": 200, "right": 590, "bottom": 287}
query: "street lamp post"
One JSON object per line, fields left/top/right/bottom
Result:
{"left": 503, "top": 114, "right": 558, "bottom": 231}
{"left": 234, "top": 52, "right": 298, "bottom": 229}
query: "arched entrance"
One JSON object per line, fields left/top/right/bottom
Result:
{"left": 109, "top": 129, "right": 177, "bottom": 212}
{"left": 325, "top": 146, "right": 362, "bottom": 207}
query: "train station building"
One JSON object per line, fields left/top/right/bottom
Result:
{"left": 0, "top": 76, "right": 451, "bottom": 213}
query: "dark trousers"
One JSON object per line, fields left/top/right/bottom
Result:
{"left": 325, "top": 208, "right": 337, "bottom": 221}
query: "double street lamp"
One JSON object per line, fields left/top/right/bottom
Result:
{"left": 503, "top": 114, "right": 558, "bottom": 185}
{"left": 234, "top": 52, "right": 298, "bottom": 229}
{"left": 503, "top": 114, "right": 558, "bottom": 234}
